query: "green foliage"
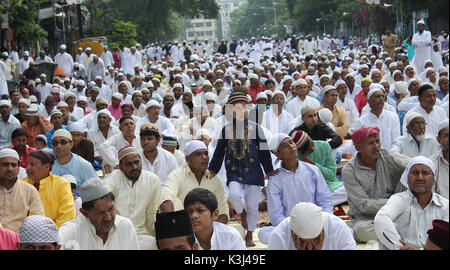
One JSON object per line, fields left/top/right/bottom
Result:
{"left": 0, "top": 0, "right": 48, "bottom": 45}
{"left": 109, "top": 20, "right": 138, "bottom": 48}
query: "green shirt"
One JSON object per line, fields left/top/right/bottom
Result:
{"left": 300, "top": 140, "right": 343, "bottom": 193}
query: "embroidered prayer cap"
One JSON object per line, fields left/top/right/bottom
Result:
{"left": 367, "top": 88, "right": 384, "bottom": 100}
{"left": 64, "top": 92, "right": 76, "bottom": 101}
{"left": 145, "top": 100, "right": 161, "bottom": 110}
{"left": 95, "top": 98, "right": 108, "bottom": 106}
{"left": 256, "top": 92, "right": 268, "bottom": 101}
{"left": 289, "top": 129, "right": 310, "bottom": 149}
{"left": 427, "top": 220, "right": 449, "bottom": 250}
{"left": 118, "top": 146, "right": 140, "bottom": 161}
{"left": 399, "top": 156, "right": 436, "bottom": 188}
{"left": 318, "top": 108, "right": 333, "bottom": 124}
{"left": 56, "top": 101, "right": 69, "bottom": 109}
{"left": 49, "top": 109, "right": 63, "bottom": 119}
{"left": 25, "top": 104, "right": 40, "bottom": 116}
{"left": 28, "top": 150, "right": 55, "bottom": 165}
{"left": 438, "top": 119, "right": 449, "bottom": 133}
{"left": 62, "top": 174, "right": 77, "bottom": 186}
{"left": 52, "top": 129, "right": 72, "bottom": 141}
{"left": 301, "top": 104, "right": 316, "bottom": 117}
{"left": 289, "top": 202, "right": 324, "bottom": 239}
{"left": 322, "top": 85, "right": 336, "bottom": 95}
{"left": 36, "top": 134, "right": 48, "bottom": 144}
{"left": 404, "top": 112, "right": 424, "bottom": 127}
{"left": 155, "top": 210, "right": 194, "bottom": 241}
{"left": 18, "top": 98, "right": 31, "bottom": 107}
{"left": 417, "top": 19, "right": 425, "bottom": 25}
{"left": 184, "top": 140, "right": 207, "bottom": 156}
{"left": 77, "top": 96, "right": 88, "bottom": 103}
{"left": 334, "top": 79, "right": 346, "bottom": 89}
{"left": 0, "top": 148, "right": 19, "bottom": 161}
{"left": 162, "top": 134, "right": 178, "bottom": 147}
{"left": 112, "top": 92, "right": 123, "bottom": 101}
{"left": 140, "top": 123, "right": 159, "bottom": 134}
{"left": 272, "top": 90, "right": 286, "bottom": 99}
{"left": 132, "top": 90, "right": 142, "bottom": 97}
{"left": 227, "top": 92, "right": 250, "bottom": 105}
{"left": 352, "top": 126, "right": 380, "bottom": 146}
{"left": 18, "top": 215, "right": 59, "bottom": 244}
{"left": 0, "top": 100, "right": 11, "bottom": 108}
{"left": 292, "top": 79, "right": 308, "bottom": 87}
{"left": 80, "top": 178, "right": 111, "bottom": 203}
{"left": 204, "top": 92, "right": 216, "bottom": 102}
{"left": 268, "top": 133, "right": 290, "bottom": 152}
{"left": 69, "top": 122, "right": 85, "bottom": 133}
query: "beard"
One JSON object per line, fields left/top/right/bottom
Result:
{"left": 125, "top": 169, "right": 141, "bottom": 181}
{"left": 414, "top": 134, "right": 426, "bottom": 142}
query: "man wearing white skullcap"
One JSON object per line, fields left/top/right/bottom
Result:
{"left": 103, "top": 145, "right": 160, "bottom": 250}
{"left": 55, "top": 44, "right": 74, "bottom": 77}
{"left": 411, "top": 19, "right": 432, "bottom": 75}
{"left": 257, "top": 134, "right": 333, "bottom": 245}
{"left": 58, "top": 178, "right": 140, "bottom": 250}
{"left": 391, "top": 112, "right": 438, "bottom": 158}
{"left": 431, "top": 119, "right": 449, "bottom": 199}
{"left": 374, "top": 156, "right": 449, "bottom": 250}
{"left": 51, "top": 129, "right": 99, "bottom": 193}
{"left": 17, "top": 215, "right": 61, "bottom": 250}
{"left": 355, "top": 87, "right": 400, "bottom": 149}
{"left": 160, "top": 140, "right": 229, "bottom": 229}
{"left": 262, "top": 90, "right": 294, "bottom": 135}
{"left": 136, "top": 98, "right": 174, "bottom": 134}
{"left": 317, "top": 85, "right": 350, "bottom": 140}
{"left": 0, "top": 149, "right": 44, "bottom": 234}
{"left": 0, "top": 99, "right": 21, "bottom": 149}
{"left": 268, "top": 202, "right": 355, "bottom": 250}
{"left": 286, "top": 78, "right": 320, "bottom": 118}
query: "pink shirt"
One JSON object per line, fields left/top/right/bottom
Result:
{"left": 107, "top": 104, "right": 123, "bottom": 120}
{"left": 0, "top": 228, "right": 19, "bottom": 250}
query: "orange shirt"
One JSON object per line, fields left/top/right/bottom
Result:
{"left": 21, "top": 119, "right": 53, "bottom": 148}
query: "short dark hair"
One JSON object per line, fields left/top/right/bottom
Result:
{"left": 11, "top": 128, "right": 29, "bottom": 140}
{"left": 264, "top": 79, "right": 275, "bottom": 87}
{"left": 183, "top": 188, "right": 218, "bottom": 214}
{"left": 418, "top": 84, "right": 434, "bottom": 97}
{"left": 156, "top": 234, "right": 195, "bottom": 249}
{"left": 82, "top": 192, "right": 115, "bottom": 211}
{"left": 119, "top": 115, "right": 133, "bottom": 125}
{"left": 70, "top": 183, "right": 77, "bottom": 190}
{"left": 35, "top": 136, "right": 47, "bottom": 145}
{"left": 140, "top": 128, "right": 160, "bottom": 139}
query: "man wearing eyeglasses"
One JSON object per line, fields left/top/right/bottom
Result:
{"left": 50, "top": 129, "right": 99, "bottom": 193}
{"left": 391, "top": 112, "right": 438, "bottom": 158}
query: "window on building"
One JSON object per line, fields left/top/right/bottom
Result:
{"left": 188, "top": 32, "right": 195, "bottom": 37}
{"left": 195, "top": 23, "right": 204, "bottom": 28}
{"left": 234, "top": 2, "right": 239, "bottom": 7}
{"left": 198, "top": 31, "right": 205, "bottom": 37}
{"left": 205, "top": 22, "right": 212, "bottom": 27}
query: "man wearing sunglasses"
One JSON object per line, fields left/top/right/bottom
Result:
{"left": 50, "top": 129, "right": 99, "bottom": 193}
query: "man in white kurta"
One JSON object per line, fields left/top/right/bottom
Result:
{"left": 411, "top": 20, "right": 433, "bottom": 75}
{"left": 432, "top": 120, "right": 449, "bottom": 199}
{"left": 101, "top": 47, "right": 114, "bottom": 68}
{"left": 136, "top": 100, "right": 175, "bottom": 134}
{"left": 286, "top": 79, "right": 320, "bottom": 118}
{"left": 0, "top": 60, "right": 8, "bottom": 96}
{"left": 104, "top": 146, "right": 160, "bottom": 250}
{"left": 402, "top": 84, "right": 447, "bottom": 137}
{"left": 87, "top": 56, "right": 105, "bottom": 82}
{"left": 355, "top": 89, "right": 400, "bottom": 149}
{"left": 262, "top": 91, "right": 294, "bottom": 134}
{"left": 268, "top": 202, "right": 356, "bottom": 250}
{"left": 374, "top": 156, "right": 449, "bottom": 250}
{"left": 54, "top": 45, "right": 74, "bottom": 77}
{"left": 58, "top": 178, "right": 139, "bottom": 250}
{"left": 248, "top": 38, "right": 262, "bottom": 65}
{"left": 390, "top": 112, "right": 438, "bottom": 158}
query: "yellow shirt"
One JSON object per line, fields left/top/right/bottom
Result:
{"left": 22, "top": 173, "right": 76, "bottom": 228}
{"left": 318, "top": 105, "right": 350, "bottom": 140}
{"left": 160, "top": 164, "right": 229, "bottom": 219}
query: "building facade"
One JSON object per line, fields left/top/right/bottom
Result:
{"left": 217, "top": 0, "right": 247, "bottom": 40}
{"left": 185, "top": 18, "right": 217, "bottom": 43}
